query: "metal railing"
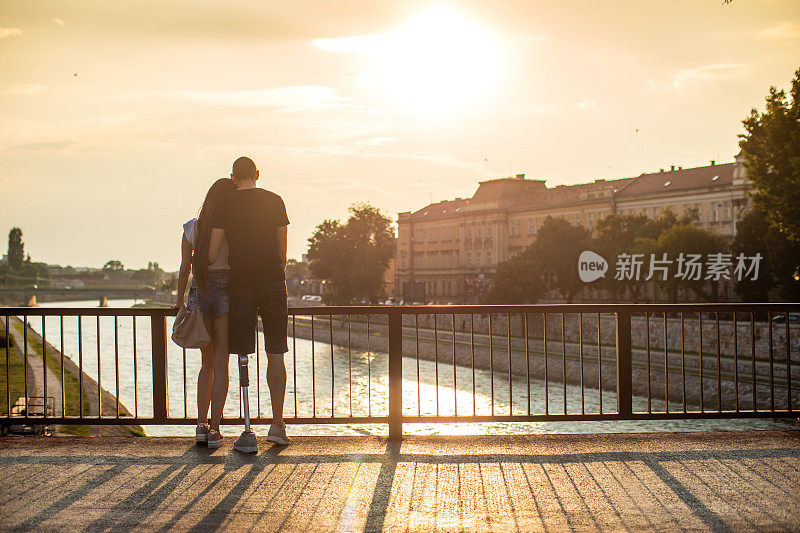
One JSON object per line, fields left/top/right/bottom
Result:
{"left": 1, "top": 304, "right": 797, "bottom": 439}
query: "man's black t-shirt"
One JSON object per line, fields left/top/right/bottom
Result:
{"left": 212, "top": 188, "right": 289, "bottom": 285}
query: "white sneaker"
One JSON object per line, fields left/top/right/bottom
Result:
{"left": 266, "top": 423, "right": 291, "bottom": 445}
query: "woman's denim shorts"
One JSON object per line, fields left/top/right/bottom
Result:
{"left": 187, "top": 269, "right": 230, "bottom": 318}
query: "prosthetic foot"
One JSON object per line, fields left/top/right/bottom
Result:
{"left": 233, "top": 354, "right": 258, "bottom": 453}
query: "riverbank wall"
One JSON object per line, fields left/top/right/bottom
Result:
{"left": 286, "top": 314, "right": 797, "bottom": 411}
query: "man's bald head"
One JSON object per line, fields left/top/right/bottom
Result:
{"left": 231, "top": 156, "right": 258, "bottom": 183}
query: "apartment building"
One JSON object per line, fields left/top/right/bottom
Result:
{"left": 395, "top": 155, "right": 750, "bottom": 303}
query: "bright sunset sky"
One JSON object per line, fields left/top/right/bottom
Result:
{"left": 1, "top": 1, "right": 798, "bottom": 271}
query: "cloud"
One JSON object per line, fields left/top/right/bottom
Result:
{"left": 577, "top": 100, "right": 598, "bottom": 110}
{"left": 0, "top": 84, "right": 47, "bottom": 96}
{"left": 312, "top": 34, "right": 386, "bottom": 54}
{"left": 126, "top": 86, "right": 347, "bottom": 112}
{"left": 212, "top": 143, "right": 474, "bottom": 168}
{"left": 357, "top": 137, "right": 398, "bottom": 146}
{"left": 53, "top": 18, "right": 65, "bottom": 26}
{"left": 12, "top": 141, "right": 76, "bottom": 151}
{"left": 0, "top": 27, "right": 23, "bottom": 38}
{"left": 758, "top": 22, "right": 800, "bottom": 39}
{"left": 670, "top": 64, "right": 746, "bottom": 90}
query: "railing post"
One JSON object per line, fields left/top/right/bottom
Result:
{"left": 388, "top": 309, "right": 403, "bottom": 440}
{"left": 616, "top": 311, "right": 632, "bottom": 417}
{"left": 151, "top": 313, "right": 169, "bottom": 423}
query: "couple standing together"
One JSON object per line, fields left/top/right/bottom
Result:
{"left": 175, "top": 156, "right": 289, "bottom": 453}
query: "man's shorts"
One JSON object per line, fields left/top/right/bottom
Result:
{"left": 228, "top": 280, "right": 289, "bottom": 355}
{"left": 187, "top": 270, "right": 230, "bottom": 318}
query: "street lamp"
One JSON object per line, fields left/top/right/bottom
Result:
{"left": 793, "top": 267, "right": 799, "bottom": 282}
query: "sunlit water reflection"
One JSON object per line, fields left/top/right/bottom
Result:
{"left": 31, "top": 300, "right": 797, "bottom": 437}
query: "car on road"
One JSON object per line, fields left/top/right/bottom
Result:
{"left": 771, "top": 312, "right": 800, "bottom": 324}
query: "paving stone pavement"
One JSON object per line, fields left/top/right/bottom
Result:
{"left": 0, "top": 430, "right": 798, "bottom": 532}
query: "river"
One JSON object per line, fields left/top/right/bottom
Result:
{"left": 30, "top": 300, "right": 797, "bottom": 437}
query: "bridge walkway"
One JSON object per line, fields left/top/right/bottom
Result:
{"left": 0, "top": 430, "right": 798, "bottom": 531}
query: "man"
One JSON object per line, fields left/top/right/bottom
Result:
{"left": 209, "top": 156, "right": 290, "bottom": 452}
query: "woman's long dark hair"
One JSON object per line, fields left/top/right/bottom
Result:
{"left": 192, "top": 178, "right": 236, "bottom": 293}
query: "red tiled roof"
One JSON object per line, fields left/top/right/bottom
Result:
{"left": 409, "top": 198, "right": 469, "bottom": 221}
{"left": 402, "top": 161, "right": 735, "bottom": 221}
{"left": 616, "top": 163, "right": 734, "bottom": 198}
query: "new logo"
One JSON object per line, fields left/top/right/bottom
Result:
{"left": 578, "top": 251, "right": 608, "bottom": 282}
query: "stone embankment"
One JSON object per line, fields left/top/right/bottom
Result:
{"left": 287, "top": 313, "right": 799, "bottom": 411}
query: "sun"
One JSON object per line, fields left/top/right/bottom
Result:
{"left": 315, "top": 4, "right": 505, "bottom": 115}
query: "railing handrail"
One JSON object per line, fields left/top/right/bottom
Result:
{"left": 2, "top": 302, "right": 799, "bottom": 317}
{"left": 2, "top": 303, "right": 796, "bottom": 438}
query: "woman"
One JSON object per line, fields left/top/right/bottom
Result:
{"left": 174, "top": 178, "right": 237, "bottom": 448}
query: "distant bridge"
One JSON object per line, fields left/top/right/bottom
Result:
{"left": 0, "top": 286, "right": 156, "bottom": 305}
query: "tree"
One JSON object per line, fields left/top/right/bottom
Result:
{"left": 7, "top": 227, "right": 23, "bottom": 271}
{"left": 528, "top": 216, "right": 591, "bottom": 303}
{"left": 285, "top": 259, "right": 310, "bottom": 297}
{"left": 488, "top": 251, "right": 544, "bottom": 304}
{"left": 102, "top": 260, "right": 124, "bottom": 271}
{"left": 733, "top": 208, "right": 800, "bottom": 301}
{"left": 594, "top": 214, "right": 654, "bottom": 300}
{"left": 307, "top": 203, "right": 395, "bottom": 304}
{"left": 643, "top": 224, "right": 728, "bottom": 302}
{"left": 592, "top": 210, "right": 699, "bottom": 301}
{"left": 739, "top": 67, "right": 800, "bottom": 242}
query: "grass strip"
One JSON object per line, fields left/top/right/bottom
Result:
{"left": 9, "top": 320, "right": 91, "bottom": 435}
{"left": 0, "top": 324, "right": 27, "bottom": 417}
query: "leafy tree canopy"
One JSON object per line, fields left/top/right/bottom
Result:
{"left": 733, "top": 208, "right": 800, "bottom": 301}
{"left": 102, "top": 260, "right": 125, "bottom": 271}
{"left": 7, "top": 227, "right": 24, "bottom": 271}
{"left": 739, "top": 67, "right": 800, "bottom": 241}
{"left": 643, "top": 223, "right": 728, "bottom": 302}
{"left": 527, "top": 216, "right": 591, "bottom": 303}
{"left": 307, "top": 203, "right": 395, "bottom": 305}
{"left": 493, "top": 216, "right": 590, "bottom": 304}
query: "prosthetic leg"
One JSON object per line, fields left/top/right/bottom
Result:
{"left": 233, "top": 354, "right": 258, "bottom": 453}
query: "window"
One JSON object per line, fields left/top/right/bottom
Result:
{"left": 527, "top": 218, "right": 533, "bottom": 235}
